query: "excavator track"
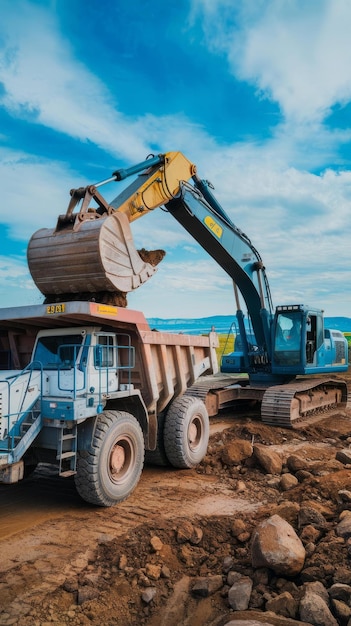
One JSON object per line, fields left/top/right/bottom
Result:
{"left": 185, "top": 376, "right": 348, "bottom": 429}
{"left": 261, "top": 378, "right": 348, "bottom": 428}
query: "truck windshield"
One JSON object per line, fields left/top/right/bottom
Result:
{"left": 32, "top": 334, "right": 84, "bottom": 369}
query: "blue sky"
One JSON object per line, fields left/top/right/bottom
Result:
{"left": 1, "top": 0, "right": 351, "bottom": 319}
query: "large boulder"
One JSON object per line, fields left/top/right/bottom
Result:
{"left": 251, "top": 514, "right": 305, "bottom": 576}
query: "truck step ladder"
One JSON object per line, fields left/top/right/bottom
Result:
{"left": 56, "top": 425, "right": 78, "bottom": 477}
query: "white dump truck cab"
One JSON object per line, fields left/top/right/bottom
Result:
{"left": 31, "top": 327, "right": 134, "bottom": 421}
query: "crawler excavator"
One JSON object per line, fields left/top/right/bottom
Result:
{"left": 27, "top": 151, "right": 348, "bottom": 429}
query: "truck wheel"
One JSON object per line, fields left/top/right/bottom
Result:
{"left": 75, "top": 410, "right": 144, "bottom": 507}
{"left": 163, "top": 395, "right": 209, "bottom": 469}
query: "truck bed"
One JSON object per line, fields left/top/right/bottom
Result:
{"left": 0, "top": 301, "right": 219, "bottom": 414}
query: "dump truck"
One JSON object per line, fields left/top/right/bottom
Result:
{"left": 0, "top": 301, "right": 218, "bottom": 505}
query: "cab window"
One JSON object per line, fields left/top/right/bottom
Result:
{"left": 95, "top": 335, "right": 115, "bottom": 368}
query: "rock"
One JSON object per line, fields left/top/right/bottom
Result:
{"left": 340, "top": 510, "right": 351, "bottom": 521}
{"left": 301, "top": 566, "right": 324, "bottom": 583}
{"left": 176, "top": 520, "right": 195, "bottom": 543}
{"left": 191, "top": 575, "right": 223, "bottom": 597}
{"left": 222, "top": 556, "right": 235, "bottom": 573}
{"left": 179, "top": 544, "right": 196, "bottom": 566}
{"left": 141, "top": 587, "right": 157, "bottom": 604}
{"left": 227, "top": 570, "right": 241, "bottom": 586}
{"left": 227, "top": 574, "right": 253, "bottom": 610}
{"left": 252, "top": 567, "right": 270, "bottom": 586}
{"left": 231, "top": 518, "right": 246, "bottom": 537}
{"left": 176, "top": 520, "right": 203, "bottom": 545}
{"left": 271, "top": 501, "right": 300, "bottom": 526}
{"left": 304, "top": 542, "right": 316, "bottom": 557}
{"left": 190, "top": 526, "right": 203, "bottom": 545}
{"left": 251, "top": 514, "right": 306, "bottom": 576}
{"left": 280, "top": 473, "right": 299, "bottom": 491}
{"left": 62, "top": 577, "right": 78, "bottom": 593}
{"left": 267, "top": 476, "right": 281, "bottom": 489}
{"left": 304, "top": 581, "right": 329, "bottom": 604}
{"left": 286, "top": 454, "right": 308, "bottom": 472}
{"left": 221, "top": 439, "right": 253, "bottom": 466}
{"left": 265, "top": 590, "right": 298, "bottom": 618}
{"left": 237, "top": 531, "right": 251, "bottom": 542}
{"left": 299, "top": 524, "right": 322, "bottom": 544}
{"left": 253, "top": 444, "right": 282, "bottom": 474}
{"left": 150, "top": 536, "right": 163, "bottom": 552}
{"left": 329, "top": 582, "right": 351, "bottom": 604}
{"left": 338, "top": 489, "right": 351, "bottom": 503}
{"left": 300, "top": 589, "right": 338, "bottom": 626}
{"left": 145, "top": 563, "right": 162, "bottom": 580}
{"left": 336, "top": 515, "right": 351, "bottom": 539}
{"left": 236, "top": 480, "right": 247, "bottom": 492}
{"left": 330, "top": 598, "right": 351, "bottom": 623}
{"left": 333, "top": 566, "right": 351, "bottom": 585}
{"left": 296, "top": 469, "right": 314, "bottom": 482}
{"left": 310, "top": 459, "right": 343, "bottom": 475}
{"left": 298, "top": 505, "right": 327, "bottom": 530}
{"left": 336, "top": 449, "right": 351, "bottom": 465}
{"left": 118, "top": 554, "right": 127, "bottom": 570}
{"left": 77, "top": 586, "right": 100, "bottom": 605}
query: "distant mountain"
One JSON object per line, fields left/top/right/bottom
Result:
{"left": 147, "top": 315, "right": 351, "bottom": 335}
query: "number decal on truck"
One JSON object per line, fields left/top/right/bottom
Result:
{"left": 46, "top": 304, "right": 66, "bottom": 314}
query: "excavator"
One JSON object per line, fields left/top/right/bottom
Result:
{"left": 27, "top": 151, "right": 349, "bottom": 428}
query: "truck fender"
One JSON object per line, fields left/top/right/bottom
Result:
{"left": 77, "top": 390, "right": 157, "bottom": 451}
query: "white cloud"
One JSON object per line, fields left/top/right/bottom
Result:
{"left": 0, "top": 147, "right": 81, "bottom": 239}
{"left": 0, "top": 2, "right": 220, "bottom": 166}
{"left": 0, "top": 255, "right": 41, "bottom": 307}
{"left": 192, "top": 0, "right": 351, "bottom": 130}
{"left": 127, "top": 257, "right": 234, "bottom": 318}
{"left": 0, "top": 2, "right": 149, "bottom": 161}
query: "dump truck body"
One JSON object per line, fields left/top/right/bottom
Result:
{"left": 0, "top": 301, "right": 218, "bottom": 505}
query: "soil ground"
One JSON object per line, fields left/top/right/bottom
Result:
{"left": 1, "top": 371, "right": 351, "bottom": 626}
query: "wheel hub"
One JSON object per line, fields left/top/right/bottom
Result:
{"left": 188, "top": 418, "right": 201, "bottom": 450}
{"left": 110, "top": 444, "right": 126, "bottom": 474}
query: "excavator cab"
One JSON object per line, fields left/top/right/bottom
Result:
{"left": 272, "top": 304, "right": 348, "bottom": 375}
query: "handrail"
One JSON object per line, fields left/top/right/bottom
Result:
{"left": 0, "top": 361, "right": 43, "bottom": 451}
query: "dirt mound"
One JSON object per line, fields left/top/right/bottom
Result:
{"left": 1, "top": 381, "right": 351, "bottom": 625}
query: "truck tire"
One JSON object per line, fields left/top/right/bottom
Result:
{"left": 74, "top": 410, "right": 144, "bottom": 507}
{"left": 163, "top": 395, "right": 209, "bottom": 469}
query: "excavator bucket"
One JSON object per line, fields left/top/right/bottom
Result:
{"left": 27, "top": 212, "right": 161, "bottom": 301}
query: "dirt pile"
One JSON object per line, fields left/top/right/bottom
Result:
{"left": 1, "top": 393, "right": 351, "bottom": 625}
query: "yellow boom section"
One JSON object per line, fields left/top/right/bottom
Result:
{"left": 110, "top": 151, "right": 197, "bottom": 222}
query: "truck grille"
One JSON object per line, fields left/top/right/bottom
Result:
{"left": 335, "top": 339, "right": 346, "bottom": 364}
